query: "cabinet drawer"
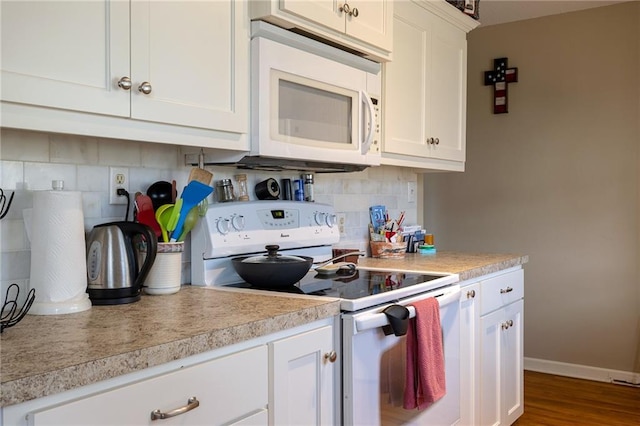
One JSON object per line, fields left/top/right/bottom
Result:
{"left": 29, "top": 345, "right": 268, "bottom": 426}
{"left": 480, "top": 269, "right": 524, "bottom": 316}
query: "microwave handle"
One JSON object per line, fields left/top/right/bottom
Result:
{"left": 361, "top": 91, "right": 376, "bottom": 155}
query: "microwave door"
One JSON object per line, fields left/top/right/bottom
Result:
{"left": 361, "top": 91, "right": 375, "bottom": 155}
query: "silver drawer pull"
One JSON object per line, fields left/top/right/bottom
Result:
{"left": 500, "top": 286, "right": 513, "bottom": 294}
{"left": 151, "top": 397, "right": 199, "bottom": 421}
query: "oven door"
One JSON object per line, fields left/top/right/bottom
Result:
{"left": 342, "top": 285, "right": 461, "bottom": 426}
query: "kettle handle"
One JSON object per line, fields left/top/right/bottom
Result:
{"left": 117, "top": 222, "right": 158, "bottom": 289}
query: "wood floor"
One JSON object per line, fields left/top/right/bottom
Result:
{"left": 514, "top": 370, "right": 640, "bottom": 426}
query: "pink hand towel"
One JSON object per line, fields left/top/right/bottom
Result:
{"left": 403, "top": 297, "right": 445, "bottom": 410}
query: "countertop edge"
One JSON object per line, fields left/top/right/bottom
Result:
{"left": 1, "top": 301, "right": 340, "bottom": 407}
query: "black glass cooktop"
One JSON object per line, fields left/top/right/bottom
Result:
{"left": 225, "top": 269, "right": 445, "bottom": 300}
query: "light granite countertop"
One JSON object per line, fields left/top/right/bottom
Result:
{"left": 359, "top": 251, "right": 529, "bottom": 281}
{"left": 0, "top": 287, "right": 341, "bottom": 407}
{"left": 1, "top": 251, "right": 527, "bottom": 408}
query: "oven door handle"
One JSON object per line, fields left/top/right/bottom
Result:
{"left": 354, "top": 287, "right": 461, "bottom": 333}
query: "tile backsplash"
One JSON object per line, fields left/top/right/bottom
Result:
{"left": 0, "top": 128, "right": 417, "bottom": 299}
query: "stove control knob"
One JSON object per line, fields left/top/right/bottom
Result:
{"left": 325, "top": 214, "right": 337, "bottom": 228}
{"left": 314, "top": 211, "right": 326, "bottom": 226}
{"left": 216, "top": 218, "right": 230, "bottom": 235}
{"left": 230, "top": 214, "right": 245, "bottom": 231}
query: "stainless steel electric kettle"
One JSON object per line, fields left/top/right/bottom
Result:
{"left": 86, "top": 221, "right": 157, "bottom": 305}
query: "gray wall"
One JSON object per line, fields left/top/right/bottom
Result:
{"left": 424, "top": 2, "right": 640, "bottom": 372}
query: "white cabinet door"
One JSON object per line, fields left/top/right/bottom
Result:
{"left": 479, "top": 305, "right": 504, "bottom": 426}
{"left": 502, "top": 299, "right": 524, "bottom": 426}
{"left": 280, "top": 0, "right": 343, "bottom": 32}
{"left": 383, "top": 0, "right": 467, "bottom": 162}
{"left": 459, "top": 282, "right": 480, "bottom": 426}
{"left": 250, "top": 0, "right": 392, "bottom": 62}
{"left": 346, "top": 0, "right": 393, "bottom": 52}
{"left": 28, "top": 346, "right": 268, "bottom": 426}
{"left": 479, "top": 298, "right": 524, "bottom": 426}
{"left": 270, "top": 325, "right": 336, "bottom": 425}
{"left": 0, "top": 0, "right": 130, "bottom": 116}
{"left": 130, "top": 0, "right": 248, "bottom": 132}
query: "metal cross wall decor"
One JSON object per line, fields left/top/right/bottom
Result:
{"left": 484, "top": 57, "right": 518, "bottom": 114}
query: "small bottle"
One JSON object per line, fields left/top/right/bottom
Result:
{"left": 234, "top": 174, "right": 249, "bottom": 201}
{"left": 301, "top": 173, "right": 314, "bottom": 202}
{"left": 294, "top": 179, "right": 305, "bottom": 201}
{"left": 215, "top": 179, "right": 235, "bottom": 202}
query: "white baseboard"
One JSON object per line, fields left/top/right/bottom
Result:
{"left": 524, "top": 357, "right": 640, "bottom": 385}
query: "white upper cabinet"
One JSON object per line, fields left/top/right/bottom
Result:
{"left": 130, "top": 1, "right": 247, "bottom": 132}
{"left": 0, "top": 0, "right": 249, "bottom": 149}
{"left": 250, "top": 0, "right": 393, "bottom": 62}
{"left": 0, "top": 1, "right": 130, "bottom": 117}
{"left": 382, "top": 0, "right": 478, "bottom": 171}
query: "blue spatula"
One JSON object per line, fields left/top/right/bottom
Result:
{"left": 170, "top": 181, "right": 213, "bottom": 242}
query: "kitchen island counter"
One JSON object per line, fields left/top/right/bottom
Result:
{"left": 0, "top": 287, "right": 340, "bottom": 407}
{"left": 359, "top": 250, "right": 528, "bottom": 281}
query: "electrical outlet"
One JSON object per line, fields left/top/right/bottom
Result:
{"left": 337, "top": 213, "right": 346, "bottom": 234}
{"left": 407, "top": 182, "right": 417, "bottom": 203}
{"left": 109, "top": 167, "right": 129, "bottom": 204}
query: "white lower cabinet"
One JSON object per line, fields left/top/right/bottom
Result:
{"left": 270, "top": 324, "right": 337, "bottom": 425}
{"left": 29, "top": 346, "right": 268, "bottom": 426}
{"left": 2, "top": 319, "right": 337, "bottom": 426}
{"left": 460, "top": 268, "right": 524, "bottom": 426}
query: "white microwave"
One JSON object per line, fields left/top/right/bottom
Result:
{"left": 249, "top": 22, "right": 382, "bottom": 171}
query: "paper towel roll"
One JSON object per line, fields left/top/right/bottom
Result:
{"left": 28, "top": 189, "right": 91, "bottom": 315}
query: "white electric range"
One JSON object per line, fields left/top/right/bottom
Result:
{"left": 190, "top": 201, "right": 462, "bottom": 425}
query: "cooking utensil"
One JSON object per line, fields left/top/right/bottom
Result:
{"left": 155, "top": 204, "right": 173, "bottom": 243}
{"left": 146, "top": 181, "right": 173, "bottom": 211}
{"left": 177, "top": 207, "right": 199, "bottom": 242}
{"left": 314, "top": 261, "right": 357, "bottom": 275}
{"left": 167, "top": 199, "right": 182, "bottom": 239}
{"left": 171, "top": 180, "right": 177, "bottom": 203}
{"left": 231, "top": 245, "right": 313, "bottom": 288}
{"left": 86, "top": 221, "right": 158, "bottom": 305}
{"left": 170, "top": 181, "right": 213, "bottom": 242}
{"left": 135, "top": 194, "right": 162, "bottom": 238}
{"left": 313, "top": 251, "right": 364, "bottom": 267}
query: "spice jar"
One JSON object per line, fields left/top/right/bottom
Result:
{"left": 301, "top": 173, "right": 314, "bottom": 202}
{"left": 235, "top": 174, "right": 249, "bottom": 201}
{"left": 215, "top": 179, "right": 235, "bottom": 202}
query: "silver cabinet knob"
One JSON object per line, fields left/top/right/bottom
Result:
{"left": 466, "top": 289, "right": 476, "bottom": 299}
{"left": 352, "top": 7, "right": 359, "bottom": 17}
{"left": 501, "top": 319, "right": 514, "bottom": 330}
{"left": 434, "top": 138, "right": 440, "bottom": 145}
{"left": 138, "top": 81, "right": 152, "bottom": 95}
{"left": 339, "top": 3, "right": 351, "bottom": 15}
{"left": 324, "top": 350, "right": 338, "bottom": 363}
{"left": 117, "top": 76, "right": 132, "bottom": 90}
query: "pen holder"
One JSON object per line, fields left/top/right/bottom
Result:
{"left": 370, "top": 241, "right": 406, "bottom": 259}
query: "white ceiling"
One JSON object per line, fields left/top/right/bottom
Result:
{"left": 477, "top": 0, "right": 631, "bottom": 27}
